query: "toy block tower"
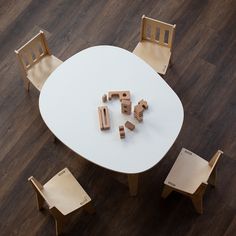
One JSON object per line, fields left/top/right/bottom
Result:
{"left": 121, "top": 100, "right": 132, "bottom": 115}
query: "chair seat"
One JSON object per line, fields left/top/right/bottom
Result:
{"left": 27, "top": 55, "right": 62, "bottom": 91}
{"left": 133, "top": 40, "right": 171, "bottom": 75}
{"left": 42, "top": 168, "right": 91, "bottom": 215}
{"left": 164, "top": 148, "right": 211, "bottom": 194}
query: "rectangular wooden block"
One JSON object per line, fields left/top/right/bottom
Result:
{"left": 108, "top": 91, "right": 120, "bottom": 100}
{"left": 125, "top": 121, "right": 135, "bottom": 131}
{"left": 138, "top": 99, "right": 148, "bottom": 109}
{"left": 102, "top": 94, "right": 107, "bottom": 102}
{"left": 121, "top": 100, "right": 132, "bottom": 115}
{"left": 119, "top": 125, "right": 125, "bottom": 139}
{"left": 108, "top": 91, "right": 131, "bottom": 101}
{"left": 98, "top": 106, "right": 110, "bottom": 130}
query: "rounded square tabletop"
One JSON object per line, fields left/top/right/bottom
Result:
{"left": 39, "top": 46, "right": 184, "bottom": 174}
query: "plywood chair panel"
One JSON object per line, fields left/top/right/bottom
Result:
{"left": 28, "top": 167, "right": 92, "bottom": 235}
{"left": 164, "top": 148, "right": 210, "bottom": 194}
{"left": 15, "top": 30, "right": 62, "bottom": 91}
{"left": 133, "top": 15, "right": 176, "bottom": 75}
{"left": 42, "top": 168, "right": 91, "bottom": 215}
{"left": 162, "top": 148, "right": 223, "bottom": 214}
{"left": 133, "top": 41, "right": 171, "bottom": 75}
{"left": 27, "top": 55, "right": 62, "bottom": 91}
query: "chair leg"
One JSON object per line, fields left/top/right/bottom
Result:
{"left": 208, "top": 168, "right": 217, "bottom": 187}
{"left": 55, "top": 217, "right": 65, "bottom": 236}
{"left": 169, "top": 58, "right": 173, "bottom": 68}
{"left": 161, "top": 185, "right": 173, "bottom": 199}
{"left": 24, "top": 80, "right": 30, "bottom": 91}
{"left": 84, "top": 202, "right": 96, "bottom": 214}
{"left": 191, "top": 194, "right": 203, "bottom": 214}
{"left": 36, "top": 192, "right": 44, "bottom": 210}
{"left": 127, "top": 174, "right": 139, "bottom": 196}
{"left": 191, "top": 183, "right": 207, "bottom": 214}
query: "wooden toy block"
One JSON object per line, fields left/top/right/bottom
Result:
{"left": 102, "top": 94, "right": 107, "bottom": 102}
{"left": 119, "top": 125, "right": 125, "bottom": 139}
{"left": 134, "top": 105, "right": 143, "bottom": 122}
{"left": 138, "top": 99, "right": 148, "bottom": 109}
{"left": 108, "top": 91, "right": 131, "bottom": 101}
{"left": 108, "top": 91, "right": 120, "bottom": 100}
{"left": 121, "top": 100, "right": 132, "bottom": 115}
{"left": 134, "top": 113, "right": 143, "bottom": 122}
{"left": 119, "top": 91, "right": 131, "bottom": 101}
{"left": 98, "top": 106, "right": 110, "bottom": 130}
{"left": 125, "top": 121, "right": 135, "bottom": 131}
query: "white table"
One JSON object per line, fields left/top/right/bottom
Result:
{"left": 39, "top": 45, "right": 184, "bottom": 196}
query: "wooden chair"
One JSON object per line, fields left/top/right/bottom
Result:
{"left": 133, "top": 15, "right": 176, "bottom": 75}
{"left": 161, "top": 148, "right": 223, "bottom": 214}
{"left": 15, "top": 31, "right": 62, "bottom": 91}
{"left": 28, "top": 168, "right": 94, "bottom": 235}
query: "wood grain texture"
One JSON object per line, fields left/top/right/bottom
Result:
{"left": 0, "top": 0, "right": 235, "bottom": 235}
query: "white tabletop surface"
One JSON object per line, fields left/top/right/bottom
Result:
{"left": 39, "top": 45, "right": 184, "bottom": 174}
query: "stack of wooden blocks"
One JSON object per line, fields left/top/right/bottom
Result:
{"left": 98, "top": 90, "right": 148, "bottom": 139}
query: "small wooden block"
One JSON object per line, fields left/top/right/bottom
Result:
{"left": 108, "top": 91, "right": 131, "bottom": 101}
{"left": 102, "top": 94, "right": 107, "bottom": 102}
{"left": 134, "top": 113, "right": 143, "bottom": 122}
{"left": 121, "top": 100, "right": 132, "bottom": 115}
{"left": 134, "top": 105, "right": 143, "bottom": 122}
{"left": 125, "top": 121, "right": 135, "bottom": 131}
{"left": 119, "top": 125, "right": 125, "bottom": 139}
{"left": 119, "top": 91, "right": 131, "bottom": 101}
{"left": 138, "top": 99, "right": 148, "bottom": 109}
{"left": 98, "top": 106, "right": 110, "bottom": 130}
{"left": 134, "top": 104, "right": 144, "bottom": 114}
{"left": 108, "top": 91, "right": 120, "bottom": 100}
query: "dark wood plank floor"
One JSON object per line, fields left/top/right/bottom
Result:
{"left": 0, "top": 0, "right": 236, "bottom": 235}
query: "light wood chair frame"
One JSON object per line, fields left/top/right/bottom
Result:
{"left": 162, "top": 150, "right": 223, "bottom": 214}
{"left": 28, "top": 172, "right": 94, "bottom": 235}
{"left": 140, "top": 15, "right": 176, "bottom": 49}
{"left": 15, "top": 30, "right": 51, "bottom": 91}
{"left": 137, "top": 15, "right": 176, "bottom": 70}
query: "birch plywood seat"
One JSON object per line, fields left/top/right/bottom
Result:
{"left": 133, "top": 15, "right": 176, "bottom": 75}
{"left": 162, "top": 148, "right": 223, "bottom": 214}
{"left": 15, "top": 31, "right": 62, "bottom": 91}
{"left": 28, "top": 168, "right": 94, "bottom": 235}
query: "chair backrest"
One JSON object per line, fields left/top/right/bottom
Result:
{"left": 140, "top": 15, "right": 176, "bottom": 49}
{"left": 15, "top": 31, "right": 51, "bottom": 74}
{"left": 28, "top": 176, "right": 49, "bottom": 206}
{"left": 208, "top": 150, "right": 223, "bottom": 169}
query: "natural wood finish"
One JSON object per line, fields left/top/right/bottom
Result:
{"left": 102, "top": 94, "right": 107, "bottom": 103}
{"left": 127, "top": 174, "right": 139, "bottom": 196}
{"left": 138, "top": 99, "right": 148, "bottom": 110}
{"left": 98, "top": 106, "right": 110, "bottom": 130}
{"left": 28, "top": 168, "right": 92, "bottom": 235}
{"left": 125, "top": 121, "right": 135, "bottom": 131}
{"left": 108, "top": 91, "right": 131, "bottom": 101}
{"left": 119, "top": 125, "right": 125, "bottom": 139}
{"left": 133, "top": 15, "right": 176, "bottom": 75}
{"left": 134, "top": 104, "right": 143, "bottom": 122}
{"left": 15, "top": 31, "right": 62, "bottom": 91}
{"left": 1, "top": 0, "right": 236, "bottom": 235}
{"left": 162, "top": 148, "right": 223, "bottom": 213}
{"left": 121, "top": 100, "right": 132, "bottom": 115}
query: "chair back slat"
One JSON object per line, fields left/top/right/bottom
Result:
{"left": 15, "top": 31, "right": 50, "bottom": 72}
{"left": 141, "top": 15, "right": 176, "bottom": 49}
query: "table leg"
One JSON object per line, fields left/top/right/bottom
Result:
{"left": 127, "top": 174, "right": 139, "bottom": 196}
